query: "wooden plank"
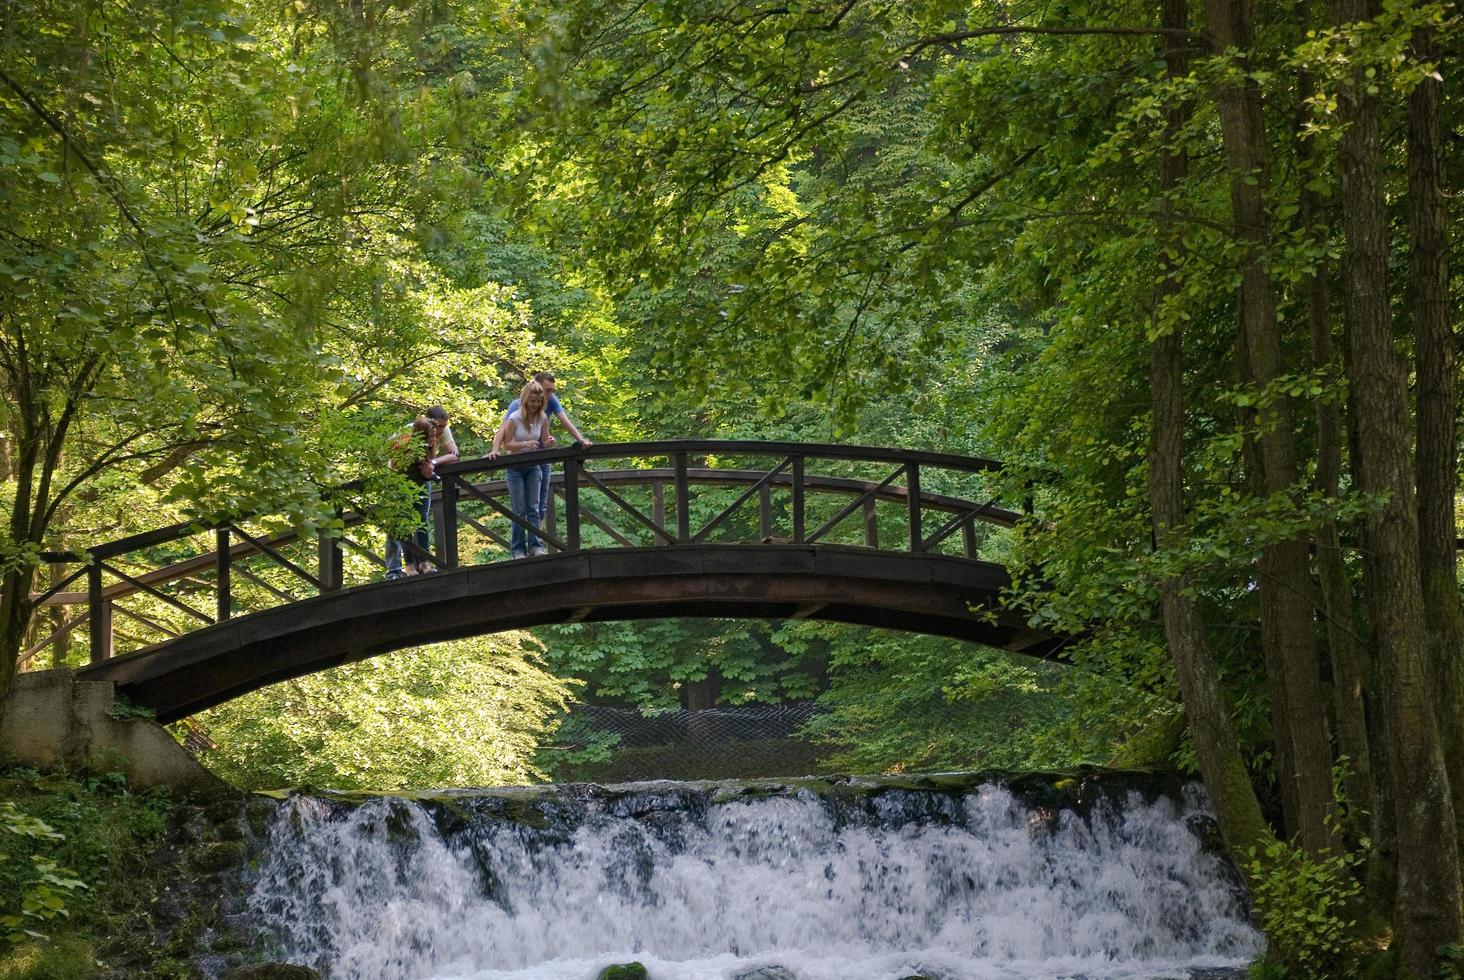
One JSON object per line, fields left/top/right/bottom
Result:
{"left": 19, "top": 611, "right": 88, "bottom": 666}
{"left": 235, "top": 566, "right": 301, "bottom": 604}
{"left": 921, "top": 510, "right": 970, "bottom": 554}
{"left": 339, "top": 535, "right": 389, "bottom": 569}
{"left": 457, "top": 511, "right": 512, "bottom": 551}
{"left": 111, "top": 602, "right": 182, "bottom": 639}
{"left": 75, "top": 546, "right": 1057, "bottom": 723}
{"left": 806, "top": 464, "right": 904, "bottom": 545}
{"left": 791, "top": 457, "right": 805, "bottom": 543}
{"left": 88, "top": 562, "right": 112, "bottom": 664}
{"left": 454, "top": 478, "right": 567, "bottom": 552}
{"left": 216, "top": 528, "right": 232, "bottom": 622}
{"left": 673, "top": 452, "right": 691, "bottom": 543}
{"left": 99, "top": 562, "right": 213, "bottom": 625}
{"left": 438, "top": 479, "right": 459, "bottom": 568}
{"left": 37, "top": 467, "right": 1017, "bottom": 608}
{"left": 318, "top": 530, "right": 343, "bottom": 592}
{"left": 652, "top": 481, "right": 666, "bottom": 545}
{"left": 564, "top": 460, "right": 581, "bottom": 552}
{"left": 907, "top": 463, "right": 922, "bottom": 553}
{"left": 691, "top": 457, "right": 792, "bottom": 543}
{"left": 229, "top": 525, "right": 325, "bottom": 591}
{"left": 576, "top": 501, "right": 638, "bottom": 548}
{"left": 29, "top": 565, "right": 86, "bottom": 608}
{"left": 544, "top": 480, "right": 558, "bottom": 553}
{"left": 579, "top": 467, "right": 676, "bottom": 544}
{"left": 435, "top": 439, "right": 1009, "bottom": 478}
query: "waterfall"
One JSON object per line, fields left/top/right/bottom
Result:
{"left": 244, "top": 774, "right": 1262, "bottom": 980}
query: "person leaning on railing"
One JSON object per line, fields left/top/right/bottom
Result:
{"left": 384, "top": 406, "right": 459, "bottom": 579}
{"left": 488, "top": 380, "right": 553, "bottom": 559}
{"left": 502, "top": 371, "right": 591, "bottom": 531}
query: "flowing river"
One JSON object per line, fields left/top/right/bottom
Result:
{"left": 242, "top": 772, "right": 1262, "bottom": 980}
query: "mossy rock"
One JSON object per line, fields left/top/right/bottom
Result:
{"left": 0, "top": 935, "right": 96, "bottom": 980}
{"left": 596, "top": 963, "right": 648, "bottom": 980}
{"left": 192, "top": 839, "right": 247, "bottom": 874}
{"left": 223, "top": 964, "right": 321, "bottom": 979}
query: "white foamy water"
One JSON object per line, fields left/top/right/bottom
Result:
{"left": 245, "top": 779, "right": 1261, "bottom": 980}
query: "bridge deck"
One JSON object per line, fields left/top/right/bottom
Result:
{"left": 29, "top": 441, "right": 1062, "bottom": 718}
{"left": 77, "top": 546, "right": 1061, "bottom": 723}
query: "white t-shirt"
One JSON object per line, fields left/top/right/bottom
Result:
{"left": 505, "top": 410, "right": 547, "bottom": 450}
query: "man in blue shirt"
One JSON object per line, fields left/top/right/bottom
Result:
{"left": 503, "top": 372, "right": 592, "bottom": 534}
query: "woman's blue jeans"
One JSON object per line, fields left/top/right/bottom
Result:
{"left": 385, "top": 481, "right": 432, "bottom": 577}
{"left": 505, "top": 464, "right": 543, "bottom": 555}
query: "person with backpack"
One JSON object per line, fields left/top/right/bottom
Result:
{"left": 384, "top": 407, "right": 459, "bottom": 578}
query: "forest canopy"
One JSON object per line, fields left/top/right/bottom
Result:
{"left": 2, "top": 0, "right": 1463, "bottom": 974}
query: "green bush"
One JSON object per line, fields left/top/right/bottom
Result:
{"left": 1245, "top": 835, "right": 1364, "bottom": 979}
{"left": 0, "top": 768, "right": 172, "bottom": 958}
{"left": 0, "top": 801, "right": 85, "bottom": 946}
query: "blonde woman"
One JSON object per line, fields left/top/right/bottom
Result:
{"left": 488, "top": 380, "right": 553, "bottom": 558}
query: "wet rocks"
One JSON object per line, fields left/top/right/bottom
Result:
{"left": 223, "top": 964, "right": 321, "bottom": 979}
{"left": 596, "top": 963, "right": 649, "bottom": 980}
{"left": 732, "top": 968, "right": 798, "bottom": 980}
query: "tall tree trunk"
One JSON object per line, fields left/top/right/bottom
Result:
{"left": 1406, "top": 18, "right": 1464, "bottom": 855}
{"left": 0, "top": 448, "right": 41, "bottom": 723}
{"left": 1295, "top": 4, "right": 1376, "bottom": 847}
{"left": 0, "top": 566, "right": 34, "bottom": 713}
{"left": 1204, "top": 0, "right": 1336, "bottom": 856}
{"left": 1333, "top": 0, "right": 1463, "bottom": 971}
{"left": 1150, "top": 0, "right": 1273, "bottom": 875}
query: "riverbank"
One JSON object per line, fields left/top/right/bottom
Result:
{"left": 0, "top": 766, "right": 290, "bottom": 980}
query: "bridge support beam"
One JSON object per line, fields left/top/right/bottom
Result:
{"left": 87, "top": 563, "right": 112, "bottom": 664}
{"left": 77, "top": 546, "right": 1064, "bottom": 723}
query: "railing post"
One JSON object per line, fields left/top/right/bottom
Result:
{"left": 759, "top": 482, "right": 773, "bottom": 542}
{"left": 545, "top": 477, "right": 558, "bottom": 553}
{"left": 791, "top": 456, "right": 805, "bottom": 543}
{"left": 673, "top": 452, "right": 690, "bottom": 543}
{"left": 652, "top": 479, "right": 667, "bottom": 545}
{"left": 564, "top": 457, "right": 581, "bottom": 552}
{"left": 863, "top": 496, "right": 879, "bottom": 549}
{"left": 318, "top": 527, "right": 344, "bottom": 591}
{"left": 437, "top": 477, "right": 459, "bottom": 568}
{"left": 907, "top": 463, "right": 922, "bottom": 553}
{"left": 962, "top": 516, "right": 977, "bottom": 559}
{"left": 87, "top": 560, "right": 112, "bottom": 663}
{"left": 215, "top": 528, "right": 231, "bottom": 621}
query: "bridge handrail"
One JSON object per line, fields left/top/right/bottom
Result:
{"left": 24, "top": 440, "right": 1024, "bottom": 665}
{"left": 39, "top": 441, "right": 1012, "bottom": 565}
{"left": 435, "top": 439, "right": 1009, "bottom": 479}
{"left": 33, "top": 470, "right": 1022, "bottom": 608}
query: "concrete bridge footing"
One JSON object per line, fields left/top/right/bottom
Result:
{"left": 0, "top": 668, "right": 229, "bottom": 797}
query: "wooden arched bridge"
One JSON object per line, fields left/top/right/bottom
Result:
{"left": 26, "top": 441, "right": 1067, "bottom": 723}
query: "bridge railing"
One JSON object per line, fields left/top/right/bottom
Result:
{"left": 24, "top": 441, "right": 1026, "bottom": 666}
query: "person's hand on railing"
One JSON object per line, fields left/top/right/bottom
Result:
{"left": 486, "top": 449, "right": 501, "bottom": 461}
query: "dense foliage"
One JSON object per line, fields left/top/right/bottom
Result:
{"left": 3, "top": 0, "right": 1463, "bottom": 973}
{"left": 193, "top": 636, "right": 576, "bottom": 791}
{"left": 0, "top": 769, "right": 171, "bottom": 975}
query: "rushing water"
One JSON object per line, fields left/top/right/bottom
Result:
{"left": 243, "top": 773, "right": 1262, "bottom": 980}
